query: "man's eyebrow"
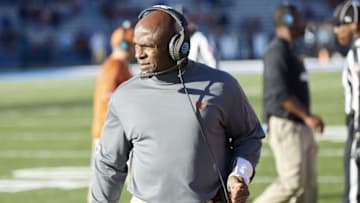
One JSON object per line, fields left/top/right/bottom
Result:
{"left": 134, "top": 43, "right": 158, "bottom": 48}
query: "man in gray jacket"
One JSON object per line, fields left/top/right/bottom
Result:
{"left": 91, "top": 5, "right": 264, "bottom": 203}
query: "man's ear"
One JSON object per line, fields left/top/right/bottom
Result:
{"left": 351, "top": 22, "right": 360, "bottom": 32}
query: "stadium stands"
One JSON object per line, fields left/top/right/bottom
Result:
{"left": 0, "top": 0, "right": 341, "bottom": 70}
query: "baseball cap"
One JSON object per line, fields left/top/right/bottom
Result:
{"left": 333, "top": 1, "right": 360, "bottom": 26}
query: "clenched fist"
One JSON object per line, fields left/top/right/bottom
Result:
{"left": 227, "top": 176, "right": 249, "bottom": 203}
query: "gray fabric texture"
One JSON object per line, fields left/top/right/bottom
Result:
{"left": 91, "top": 60, "right": 264, "bottom": 203}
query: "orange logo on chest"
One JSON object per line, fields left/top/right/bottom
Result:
{"left": 195, "top": 100, "right": 208, "bottom": 110}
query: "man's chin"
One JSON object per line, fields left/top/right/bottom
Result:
{"left": 338, "top": 38, "right": 350, "bottom": 46}
{"left": 139, "top": 65, "right": 155, "bottom": 73}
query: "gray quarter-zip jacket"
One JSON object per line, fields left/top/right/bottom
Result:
{"left": 91, "top": 60, "right": 264, "bottom": 203}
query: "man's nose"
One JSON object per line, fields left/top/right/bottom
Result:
{"left": 135, "top": 46, "right": 146, "bottom": 59}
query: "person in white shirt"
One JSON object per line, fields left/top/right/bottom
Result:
{"left": 188, "top": 21, "right": 218, "bottom": 68}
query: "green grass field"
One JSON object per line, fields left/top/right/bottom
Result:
{"left": 0, "top": 71, "right": 345, "bottom": 202}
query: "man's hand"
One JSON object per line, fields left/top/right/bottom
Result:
{"left": 282, "top": 97, "right": 325, "bottom": 133}
{"left": 227, "top": 176, "right": 249, "bottom": 203}
{"left": 304, "top": 114, "right": 325, "bottom": 133}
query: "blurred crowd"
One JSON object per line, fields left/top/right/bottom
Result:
{"left": 0, "top": 0, "right": 345, "bottom": 70}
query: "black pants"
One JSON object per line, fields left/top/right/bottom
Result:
{"left": 344, "top": 114, "right": 360, "bottom": 203}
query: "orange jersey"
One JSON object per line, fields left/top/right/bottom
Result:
{"left": 91, "top": 56, "right": 132, "bottom": 140}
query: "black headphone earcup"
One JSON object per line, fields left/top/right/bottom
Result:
{"left": 169, "top": 34, "right": 180, "bottom": 61}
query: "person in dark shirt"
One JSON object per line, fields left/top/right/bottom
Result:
{"left": 254, "top": 4, "right": 324, "bottom": 203}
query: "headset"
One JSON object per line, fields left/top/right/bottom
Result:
{"left": 138, "top": 5, "right": 190, "bottom": 62}
{"left": 282, "top": 5, "right": 295, "bottom": 26}
{"left": 137, "top": 5, "right": 230, "bottom": 203}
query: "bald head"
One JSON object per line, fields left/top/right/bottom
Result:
{"left": 136, "top": 11, "right": 177, "bottom": 44}
{"left": 133, "top": 10, "right": 179, "bottom": 73}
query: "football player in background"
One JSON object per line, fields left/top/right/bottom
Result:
{"left": 88, "top": 22, "right": 134, "bottom": 202}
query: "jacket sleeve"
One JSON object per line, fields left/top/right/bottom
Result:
{"left": 91, "top": 100, "right": 132, "bottom": 203}
{"left": 226, "top": 79, "right": 265, "bottom": 171}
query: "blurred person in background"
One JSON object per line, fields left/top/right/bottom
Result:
{"left": 187, "top": 19, "right": 219, "bottom": 68}
{"left": 90, "top": 31, "right": 107, "bottom": 64}
{"left": 254, "top": 4, "right": 324, "bottom": 203}
{"left": 175, "top": 4, "right": 218, "bottom": 69}
{"left": 88, "top": 23, "right": 134, "bottom": 202}
{"left": 333, "top": 1, "right": 360, "bottom": 202}
{"left": 91, "top": 23, "right": 134, "bottom": 149}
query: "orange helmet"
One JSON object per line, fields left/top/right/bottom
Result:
{"left": 110, "top": 27, "right": 134, "bottom": 50}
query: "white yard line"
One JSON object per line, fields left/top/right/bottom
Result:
{"left": 260, "top": 148, "right": 345, "bottom": 157}
{"left": 0, "top": 121, "right": 90, "bottom": 128}
{"left": 0, "top": 125, "right": 348, "bottom": 141}
{"left": 0, "top": 150, "right": 90, "bottom": 159}
{"left": 0, "top": 148, "right": 344, "bottom": 159}
{"left": 0, "top": 133, "right": 86, "bottom": 141}
{"left": 0, "top": 179, "right": 90, "bottom": 192}
{"left": 0, "top": 58, "right": 344, "bottom": 80}
{"left": 253, "top": 175, "right": 343, "bottom": 184}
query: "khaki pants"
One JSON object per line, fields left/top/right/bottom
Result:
{"left": 253, "top": 116, "right": 318, "bottom": 203}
